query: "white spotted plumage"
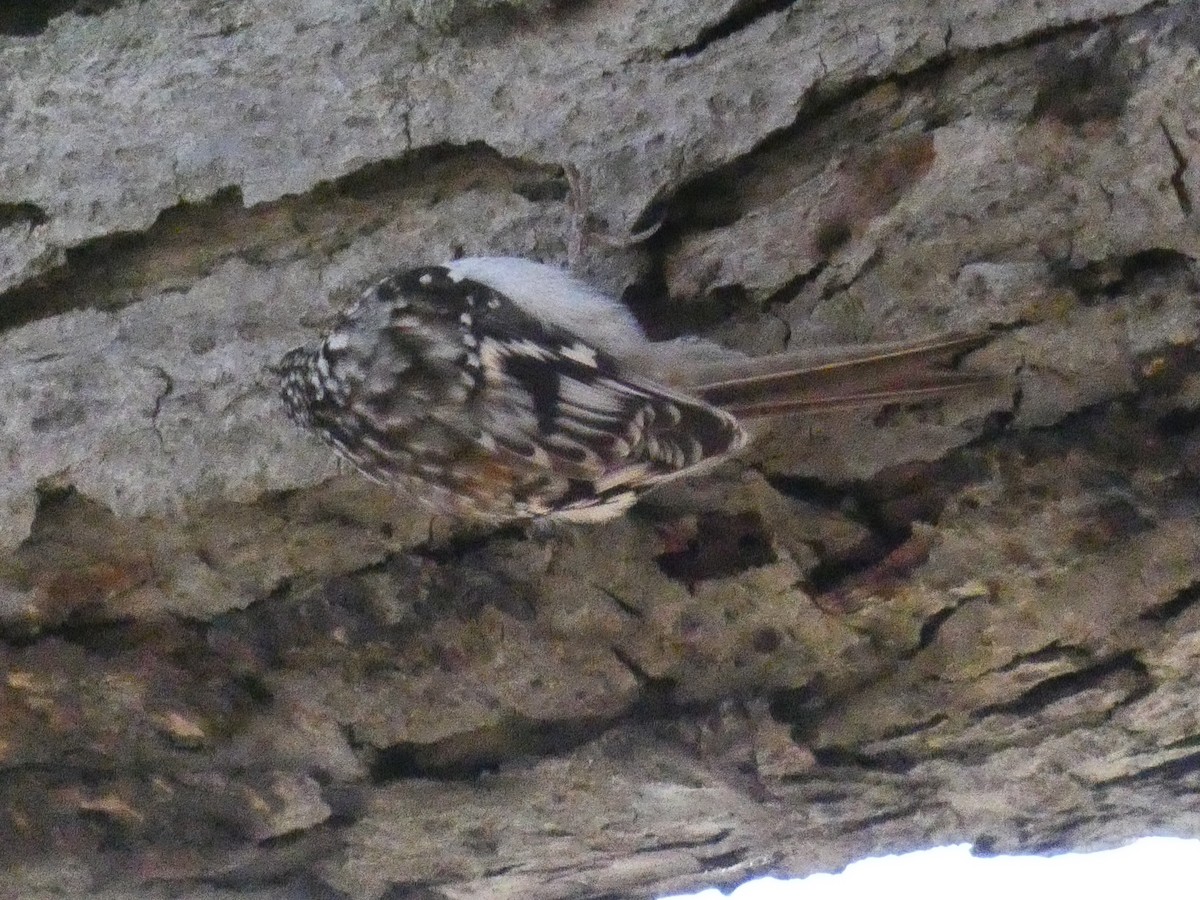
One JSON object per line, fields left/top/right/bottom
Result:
{"left": 277, "top": 257, "right": 990, "bottom": 525}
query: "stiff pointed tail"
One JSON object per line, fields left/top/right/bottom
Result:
{"left": 686, "top": 332, "right": 993, "bottom": 419}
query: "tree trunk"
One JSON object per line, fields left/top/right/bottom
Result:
{"left": 2, "top": 0, "right": 1199, "bottom": 897}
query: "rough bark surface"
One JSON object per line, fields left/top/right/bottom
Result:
{"left": 2, "top": 0, "right": 1199, "bottom": 897}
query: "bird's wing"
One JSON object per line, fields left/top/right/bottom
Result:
{"left": 409, "top": 266, "right": 747, "bottom": 516}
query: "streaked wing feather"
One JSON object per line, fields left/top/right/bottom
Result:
{"left": 458, "top": 278, "right": 747, "bottom": 512}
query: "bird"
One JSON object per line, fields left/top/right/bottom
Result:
{"left": 277, "top": 257, "right": 989, "bottom": 525}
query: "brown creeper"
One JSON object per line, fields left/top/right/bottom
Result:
{"left": 278, "top": 257, "right": 987, "bottom": 523}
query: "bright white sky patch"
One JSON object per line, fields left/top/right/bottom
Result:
{"left": 663, "top": 837, "right": 1200, "bottom": 900}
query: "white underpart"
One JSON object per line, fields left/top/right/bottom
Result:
{"left": 445, "top": 257, "right": 649, "bottom": 356}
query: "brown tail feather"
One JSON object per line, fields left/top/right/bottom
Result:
{"left": 716, "top": 378, "right": 989, "bottom": 420}
{"left": 688, "top": 331, "right": 993, "bottom": 418}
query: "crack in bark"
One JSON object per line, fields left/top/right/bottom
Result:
{"left": 0, "top": 145, "right": 563, "bottom": 335}
{"left": 367, "top": 713, "right": 616, "bottom": 783}
{"left": 597, "top": 585, "right": 644, "bottom": 620}
{"left": 633, "top": 827, "right": 734, "bottom": 854}
{"left": 810, "top": 745, "right": 917, "bottom": 775}
{"left": 379, "top": 881, "right": 443, "bottom": 900}
{"left": 992, "top": 642, "right": 1090, "bottom": 674}
{"left": 1101, "top": 748, "right": 1200, "bottom": 785}
{"left": 761, "top": 263, "right": 827, "bottom": 316}
{"left": 969, "top": 652, "right": 1148, "bottom": 721}
{"left": 664, "top": 0, "right": 796, "bottom": 59}
{"left": 0, "top": 201, "right": 48, "bottom": 229}
{"left": 841, "top": 801, "right": 924, "bottom": 832}
{"left": 143, "top": 364, "right": 175, "bottom": 451}
{"left": 1160, "top": 733, "right": 1200, "bottom": 754}
{"left": 0, "top": 186, "right": 245, "bottom": 334}
{"left": 1159, "top": 118, "right": 1194, "bottom": 217}
{"left": 910, "top": 602, "right": 969, "bottom": 656}
{"left": 0, "top": 0, "right": 129, "bottom": 36}
{"left": 698, "top": 845, "right": 748, "bottom": 871}
{"left": 610, "top": 644, "right": 654, "bottom": 685}
{"left": 1139, "top": 580, "right": 1200, "bottom": 622}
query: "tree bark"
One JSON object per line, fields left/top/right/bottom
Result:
{"left": 2, "top": 0, "right": 1199, "bottom": 897}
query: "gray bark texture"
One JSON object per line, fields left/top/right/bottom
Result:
{"left": 2, "top": 0, "right": 1199, "bottom": 897}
